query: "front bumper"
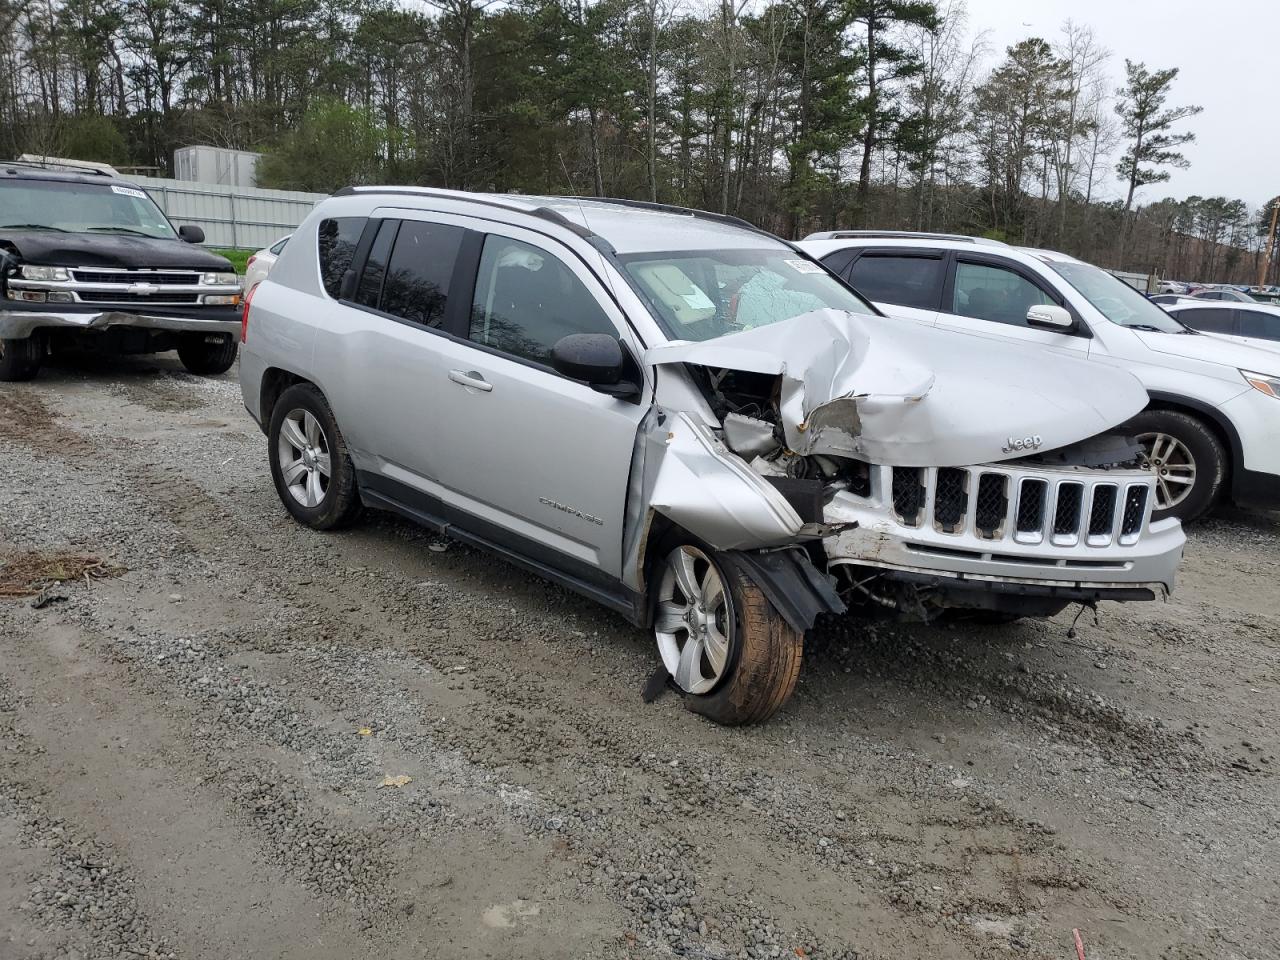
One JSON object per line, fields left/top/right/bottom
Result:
{"left": 821, "top": 463, "right": 1185, "bottom": 598}
{"left": 0, "top": 306, "right": 241, "bottom": 340}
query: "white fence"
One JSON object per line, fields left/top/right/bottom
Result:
{"left": 1105, "top": 268, "right": 1158, "bottom": 294}
{"left": 130, "top": 176, "right": 326, "bottom": 250}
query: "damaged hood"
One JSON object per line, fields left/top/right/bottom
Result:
{"left": 645, "top": 310, "right": 1149, "bottom": 467}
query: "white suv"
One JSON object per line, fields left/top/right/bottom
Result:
{"left": 797, "top": 231, "right": 1280, "bottom": 522}
{"left": 238, "top": 192, "right": 1183, "bottom": 724}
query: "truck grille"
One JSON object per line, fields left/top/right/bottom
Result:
{"left": 71, "top": 269, "right": 200, "bottom": 285}
{"left": 78, "top": 291, "right": 200, "bottom": 304}
{"left": 890, "top": 465, "right": 1152, "bottom": 547}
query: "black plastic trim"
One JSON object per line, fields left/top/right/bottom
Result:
{"left": 883, "top": 569, "right": 1157, "bottom": 603}
{"left": 725, "top": 548, "right": 846, "bottom": 633}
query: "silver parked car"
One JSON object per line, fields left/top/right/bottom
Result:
{"left": 239, "top": 189, "right": 1184, "bottom": 724}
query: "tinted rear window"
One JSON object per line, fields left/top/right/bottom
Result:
{"left": 380, "top": 220, "right": 465, "bottom": 328}
{"left": 355, "top": 220, "right": 397, "bottom": 308}
{"left": 848, "top": 254, "right": 944, "bottom": 309}
{"left": 1238, "top": 309, "right": 1280, "bottom": 340}
{"left": 317, "top": 217, "right": 365, "bottom": 298}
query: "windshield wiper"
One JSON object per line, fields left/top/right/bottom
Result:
{"left": 0, "top": 223, "right": 69, "bottom": 231}
{"left": 1125, "top": 324, "right": 1174, "bottom": 333}
{"left": 84, "top": 226, "right": 158, "bottom": 238}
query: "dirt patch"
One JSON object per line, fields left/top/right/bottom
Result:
{"left": 0, "top": 550, "right": 124, "bottom": 599}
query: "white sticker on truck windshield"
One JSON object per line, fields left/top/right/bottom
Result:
{"left": 785, "top": 259, "right": 824, "bottom": 274}
{"left": 110, "top": 185, "right": 146, "bottom": 199}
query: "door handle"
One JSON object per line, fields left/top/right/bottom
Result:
{"left": 448, "top": 369, "right": 493, "bottom": 392}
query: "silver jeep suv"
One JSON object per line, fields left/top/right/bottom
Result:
{"left": 239, "top": 188, "right": 1184, "bottom": 724}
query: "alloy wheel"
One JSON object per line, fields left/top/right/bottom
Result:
{"left": 1137, "top": 431, "right": 1197, "bottom": 510}
{"left": 654, "top": 545, "right": 733, "bottom": 695}
{"left": 277, "top": 408, "right": 331, "bottom": 508}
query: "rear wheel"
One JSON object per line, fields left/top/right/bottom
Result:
{"left": 0, "top": 335, "right": 44, "bottom": 382}
{"left": 653, "top": 542, "right": 802, "bottom": 725}
{"left": 177, "top": 333, "right": 238, "bottom": 375}
{"left": 267, "top": 383, "right": 361, "bottom": 530}
{"left": 1124, "top": 409, "right": 1226, "bottom": 523}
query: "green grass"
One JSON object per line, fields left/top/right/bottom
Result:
{"left": 211, "top": 248, "right": 255, "bottom": 275}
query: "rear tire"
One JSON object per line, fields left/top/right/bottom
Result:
{"left": 0, "top": 335, "right": 44, "bottom": 382}
{"left": 177, "top": 333, "right": 238, "bottom": 375}
{"left": 652, "top": 540, "right": 803, "bottom": 725}
{"left": 1123, "top": 408, "right": 1226, "bottom": 523}
{"left": 267, "top": 383, "right": 362, "bottom": 530}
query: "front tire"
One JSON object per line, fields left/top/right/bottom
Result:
{"left": 0, "top": 335, "right": 44, "bottom": 382}
{"left": 267, "top": 383, "right": 361, "bottom": 530}
{"left": 177, "top": 333, "right": 238, "bottom": 375}
{"left": 1123, "top": 409, "right": 1226, "bottom": 523}
{"left": 653, "top": 542, "right": 803, "bottom": 725}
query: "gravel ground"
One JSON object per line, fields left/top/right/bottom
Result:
{"left": 1, "top": 354, "right": 1277, "bottom": 960}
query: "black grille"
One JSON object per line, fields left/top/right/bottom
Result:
{"left": 1053, "top": 482, "right": 1084, "bottom": 536}
{"left": 72, "top": 270, "right": 199, "bottom": 285}
{"left": 892, "top": 467, "right": 925, "bottom": 526}
{"left": 1121, "top": 486, "right": 1148, "bottom": 536}
{"left": 1016, "top": 479, "right": 1047, "bottom": 534}
{"left": 974, "top": 473, "right": 1008, "bottom": 539}
{"left": 1088, "top": 484, "right": 1118, "bottom": 538}
{"left": 934, "top": 468, "right": 968, "bottom": 532}
{"left": 78, "top": 291, "right": 200, "bottom": 304}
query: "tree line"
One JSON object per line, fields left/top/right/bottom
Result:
{"left": 2, "top": 0, "right": 1276, "bottom": 283}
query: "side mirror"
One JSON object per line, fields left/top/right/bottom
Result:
{"left": 1026, "top": 304, "right": 1073, "bottom": 332}
{"left": 551, "top": 333, "right": 640, "bottom": 399}
{"left": 178, "top": 224, "right": 205, "bottom": 244}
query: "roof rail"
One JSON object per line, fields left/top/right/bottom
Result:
{"left": 553, "top": 196, "right": 785, "bottom": 243}
{"left": 10, "top": 155, "right": 117, "bottom": 176}
{"left": 332, "top": 185, "right": 599, "bottom": 241}
{"left": 3, "top": 158, "right": 115, "bottom": 177}
{"left": 805, "top": 229, "right": 1006, "bottom": 246}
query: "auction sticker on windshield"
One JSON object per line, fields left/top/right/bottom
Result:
{"left": 785, "top": 259, "right": 824, "bottom": 274}
{"left": 110, "top": 185, "right": 147, "bottom": 199}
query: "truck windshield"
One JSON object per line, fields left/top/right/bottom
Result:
{"left": 619, "top": 249, "right": 875, "bottom": 341}
{"left": 1044, "top": 259, "right": 1187, "bottom": 334}
{"left": 0, "top": 179, "right": 176, "bottom": 240}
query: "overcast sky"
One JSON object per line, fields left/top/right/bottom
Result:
{"left": 968, "top": 0, "right": 1277, "bottom": 212}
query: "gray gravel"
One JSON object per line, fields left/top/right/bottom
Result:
{"left": 1, "top": 354, "right": 1277, "bottom": 960}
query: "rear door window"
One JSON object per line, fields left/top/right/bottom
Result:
{"left": 317, "top": 217, "right": 365, "bottom": 298}
{"left": 469, "top": 235, "right": 617, "bottom": 366}
{"left": 1174, "top": 307, "right": 1235, "bottom": 335}
{"left": 951, "top": 260, "right": 1055, "bottom": 327}
{"left": 848, "top": 253, "right": 944, "bottom": 309}
{"left": 1237, "top": 308, "right": 1280, "bottom": 341}
{"left": 379, "top": 220, "right": 465, "bottom": 328}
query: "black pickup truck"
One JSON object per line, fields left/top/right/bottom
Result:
{"left": 0, "top": 162, "right": 243, "bottom": 381}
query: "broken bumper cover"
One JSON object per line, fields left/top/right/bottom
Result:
{"left": 0, "top": 306, "right": 241, "bottom": 340}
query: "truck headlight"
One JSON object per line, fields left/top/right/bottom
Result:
{"left": 19, "top": 265, "right": 70, "bottom": 281}
{"left": 1240, "top": 369, "right": 1280, "bottom": 398}
{"left": 201, "top": 271, "right": 239, "bottom": 285}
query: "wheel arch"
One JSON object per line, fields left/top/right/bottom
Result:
{"left": 259, "top": 367, "right": 314, "bottom": 430}
{"left": 1144, "top": 391, "right": 1240, "bottom": 480}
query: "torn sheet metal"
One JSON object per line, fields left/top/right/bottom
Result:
{"left": 646, "top": 310, "right": 1149, "bottom": 467}
{"left": 621, "top": 408, "right": 805, "bottom": 590}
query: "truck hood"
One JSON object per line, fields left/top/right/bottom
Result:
{"left": 0, "top": 231, "right": 232, "bottom": 271}
{"left": 645, "top": 310, "right": 1149, "bottom": 467}
{"left": 1133, "top": 328, "right": 1280, "bottom": 373}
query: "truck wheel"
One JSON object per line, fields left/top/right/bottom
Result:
{"left": 653, "top": 542, "right": 802, "bottom": 725}
{"left": 267, "top": 383, "right": 361, "bottom": 530}
{"left": 177, "top": 334, "right": 238, "bottom": 375}
{"left": 0, "top": 336, "right": 44, "bottom": 382}
{"left": 1124, "top": 409, "right": 1226, "bottom": 523}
